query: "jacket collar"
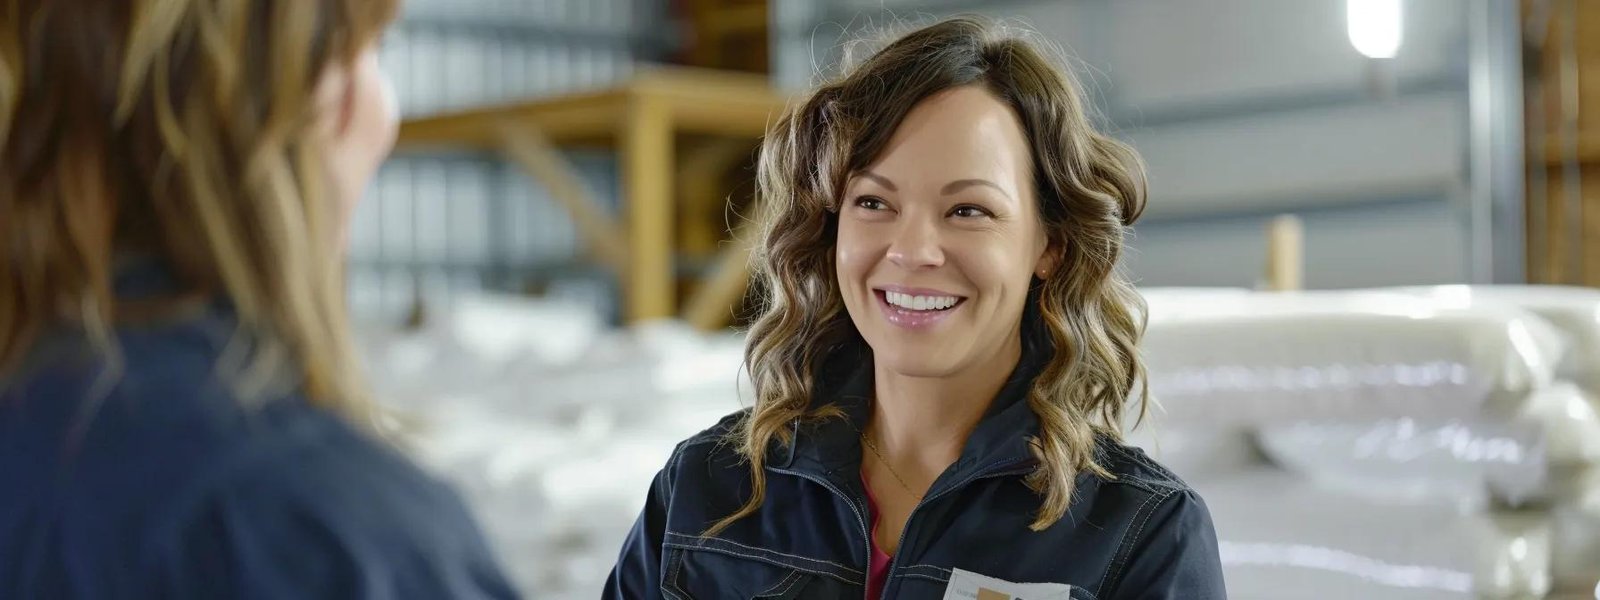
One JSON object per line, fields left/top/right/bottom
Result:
{"left": 771, "top": 305, "right": 1054, "bottom": 489}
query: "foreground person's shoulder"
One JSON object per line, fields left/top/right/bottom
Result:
{"left": 147, "top": 405, "right": 521, "bottom": 599}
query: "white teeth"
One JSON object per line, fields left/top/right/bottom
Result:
{"left": 884, "top": 291, "right": 959, "bottom": 311}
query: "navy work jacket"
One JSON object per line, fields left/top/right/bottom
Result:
{"left": 606, "top": 336, "right": 1227, "bottom": 599}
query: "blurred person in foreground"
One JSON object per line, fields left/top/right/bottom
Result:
{"left": 0, "top": 1, "right": 517, "bottom": 597}
{"left": 607, "top": 17, "right": 1225, "bottom": 599}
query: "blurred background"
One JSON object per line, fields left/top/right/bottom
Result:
{"left": 347, "top": 0, "right": 1600, "bottom": 598}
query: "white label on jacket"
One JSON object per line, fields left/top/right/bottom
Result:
{"left": 940, "top": 568, "right": 1075, "bottom": 600}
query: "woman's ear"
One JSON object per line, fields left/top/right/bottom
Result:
{"left": 1034, "top": 238, "right": 1064, "bottom": 279}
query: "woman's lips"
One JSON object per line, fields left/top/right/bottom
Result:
{"left": 873, "top": 288, "right": 966, "bottom": 330}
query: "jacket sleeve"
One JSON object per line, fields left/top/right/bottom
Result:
{"left": 1104, "top": 489, "right": 1227, "bottom": 599}
{"left": 603, "top": 442, "right": 684, "bottom": 600}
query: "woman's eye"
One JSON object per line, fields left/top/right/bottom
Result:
{"left": 855, "top": 196, "right": 888, "bottom": 211}
{"left": 951, "top": 205, "right": 992, "bottom": 218}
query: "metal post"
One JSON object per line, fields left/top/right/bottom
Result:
{"left": 1467, "top": 0, "right": 1527, "bottom": 284}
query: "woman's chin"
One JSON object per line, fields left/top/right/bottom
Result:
{"left": 870, "top": 346, "right": 966, "bottom": 380}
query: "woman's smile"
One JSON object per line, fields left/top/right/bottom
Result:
{"left": 873, "top": 285, "right": 969, "bottom": 330}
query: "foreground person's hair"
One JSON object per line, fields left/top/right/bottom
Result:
{"left": 1, "top": 0, "right": 398, "bottom": 422}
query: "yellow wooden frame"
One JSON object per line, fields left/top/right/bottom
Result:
{"left": 397, "top": 66, "right": 788, "bottom": 326}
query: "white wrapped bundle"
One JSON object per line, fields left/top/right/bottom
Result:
{"left": 1198, "top": 468, "right": 1481, "bottom": 599}
{"left": 1197, "top": 467, "right": 1563, "bottom": 599}
{"left": 1250, "top": 383, "right": 1600, "bottom": 506}
{"left": 357, "top": 292, "right": 607, "bottom": 411}
{"left": 445, "top": 292, "right": 606, "bottom": 368}
{"left": 1380, "top": 285, "right": 1600, "bottom": 396}
{"left": 1252, "top": 417, "right": 1545, "bottom": 505}
{"left": 1138, "top": 290, "right": 1564, "bottom": 425}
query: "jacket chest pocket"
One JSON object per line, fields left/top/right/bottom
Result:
{"left": 890, "top": 565, "right": 1101, "bottom": 600}
{"left": 661, "top": 533, "right": 862, "bottom": 600}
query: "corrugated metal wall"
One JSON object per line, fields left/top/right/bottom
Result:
{"left": 349, "top": 0, "right": 662, "bottom": 324}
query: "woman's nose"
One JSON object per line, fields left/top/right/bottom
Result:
{"left": 884, "top": 216, "right": 945, "bottom": 270}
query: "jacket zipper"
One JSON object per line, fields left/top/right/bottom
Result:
{"left": 878, "top": 459, "right": 1035, "bottom": 600}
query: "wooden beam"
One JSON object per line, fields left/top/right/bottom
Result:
{"left": 623, "top": 96, "right": 676, "bottom": 322}
{"left": 390, "top": 67, "right": 790, "bottom": 323}
{"left": 1533, "top": 62, "right": 1600, "bottom": 161}
{"left": 1264, "top": 215, "right": 1304, "bottom": 291}
{"left": 498, "top": 123, "right": 629, "bottom": 273}
{"left": 637, "top": 69, "right": 788, "bottom": 138}
{"left": 1588, "top": 165, "right": 1600, "bottom": 286}
{"left": 1525, "top": 0, "right": 1600, "bottom": 285}
{"left": 677, "top": 139, "right": 753, "bottom": 256}
{"left": 703, "top": 5, "right": 768, "bottom": 35}
{"left": 631, "top": 65, "right": 776, "bottom": 93}
{"left": 396, "top": 67, "right": 784, "bottom": 149}
{"left": 398, "top": 91, "right": 627, "bottom": 150}
{"left": 1542, "top": 131, "right": 1600, "bottom": 165}
{"left": 668, "top": 100, "right": 788, "bottom": 138}
{"left": 683, "top": 231, "right": 755, "bottom": 331}
{"left": 685, "top": 0, "right": 722, "bottom": 67}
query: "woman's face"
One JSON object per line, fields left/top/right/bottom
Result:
{"left": 316, "top": 42, "right": 398, "bottom": 249}
{"left": 836, "top": 85, "right": 1055, "bottom": 379}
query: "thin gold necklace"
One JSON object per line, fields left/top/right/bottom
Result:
{"left": 860, "top": 431, "right": 924, "bottom": 501}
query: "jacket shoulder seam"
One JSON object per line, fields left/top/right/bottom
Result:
{"left": 1099, "top": 443, "right": 1192, "bottom": 494}
{"left": 1095, "top": 486, "right": 1181, "bottom": 596}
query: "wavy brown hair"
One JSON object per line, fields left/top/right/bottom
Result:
{"left": 714, "top": 16, "right": 1149, "bottom": 534}
{"left": 1, "top": 0, "right": 397, "bottom": 420}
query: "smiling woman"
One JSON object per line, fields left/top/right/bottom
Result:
{"left": 606, "top": 16, "right": 1226, "bottom": 600}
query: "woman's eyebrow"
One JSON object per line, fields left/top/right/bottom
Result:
{"left": 856, "top": 170, "right": 898, "bottom": 192}
{"left": 941, "top": 178, "right": 1011, "bottom": 200}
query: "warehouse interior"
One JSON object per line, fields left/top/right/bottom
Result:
{"left": 272, "top": 0, "right": 1600, "bottom": 597}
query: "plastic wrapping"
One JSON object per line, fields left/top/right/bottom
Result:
{"left": 1549, "top": 467, "right": 1600, "bottom": 594}
{"left": 1249, "top": 384, "right": 1600, "bottom": 504}
{"left": 1136, "top": 288, "right": 1588, "bottom": 596}
{"left": 1193, "top": 467, "right": 1573, "bottom": 599}
{"left": 1198, "top": 468, "right": 1480, "bottom": 599}
{"left": 1253, "top": 417, "right": 1546, "bottom": 506}
{"left": 1381, "top": 285, "right": 1600, "bottom": 396}
{"left": 1138, "top": 289, "right": 1565, "bottom": 425}
{"left": 1474, "top": 509, "right": 1553, "bottom": 599}
{"left": 447, "top": 293, "right": 606, "bottom": 366}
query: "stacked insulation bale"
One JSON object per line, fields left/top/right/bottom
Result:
{"left": 1136, "top": 288, "right": 1587, "bottom": 599}
{"left": 1377, "top": 285, "right": 1600, "bottom": 598}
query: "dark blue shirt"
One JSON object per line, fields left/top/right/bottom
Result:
{"left": 606, "top": 337, "right": 1227, "bottom": 599}
{"left": 1, "top": 285, "right": 518, "bottom": 598}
